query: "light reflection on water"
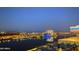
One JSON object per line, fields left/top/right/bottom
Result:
{"left": 0, "top": 39, "right": 47, "bottom": 51}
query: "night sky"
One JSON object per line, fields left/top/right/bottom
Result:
{"left": 0, "top": 7, "right": 79, "bottom": 32}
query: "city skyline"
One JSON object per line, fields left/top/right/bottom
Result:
{"left": 0, "top": 7, "right": 79, "bottom": 32}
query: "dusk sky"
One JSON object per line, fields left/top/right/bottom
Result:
{"left": 0, "top": 7, "right": 79, "bottom": 32}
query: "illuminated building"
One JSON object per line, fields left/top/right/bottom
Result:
{"left": 43, "top": 29, "right": 54, "bottom": 42}
{"left": 1, "top": 32, "right": 5, "bottom": 34}
{"left": 45, "top": 29, "right": 54, "bottom": 34}
{"left": 70, "top": 25, "right": 79, "bottom": 33}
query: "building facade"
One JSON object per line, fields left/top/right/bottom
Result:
{"left": 70, "top": 25, "right": 79, "bottom": 33}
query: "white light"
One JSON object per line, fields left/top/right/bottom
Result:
{"left": 70, "top": 25, "right": 79, "bottom": 28}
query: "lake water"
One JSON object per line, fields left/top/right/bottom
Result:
{"left": 0, "top": 39, "right": 47, "bottom": 51}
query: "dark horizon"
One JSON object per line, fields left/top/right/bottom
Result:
{"left": 0, "top": 7, "right": 79, "bottom": 32}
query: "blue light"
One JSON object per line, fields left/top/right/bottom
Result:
{"left": 43, "top": 33, "right": 51, "bottom": 41}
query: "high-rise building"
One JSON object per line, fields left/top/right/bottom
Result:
{"left": 70, "top": 25, "right": 79, "bottom": 33}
